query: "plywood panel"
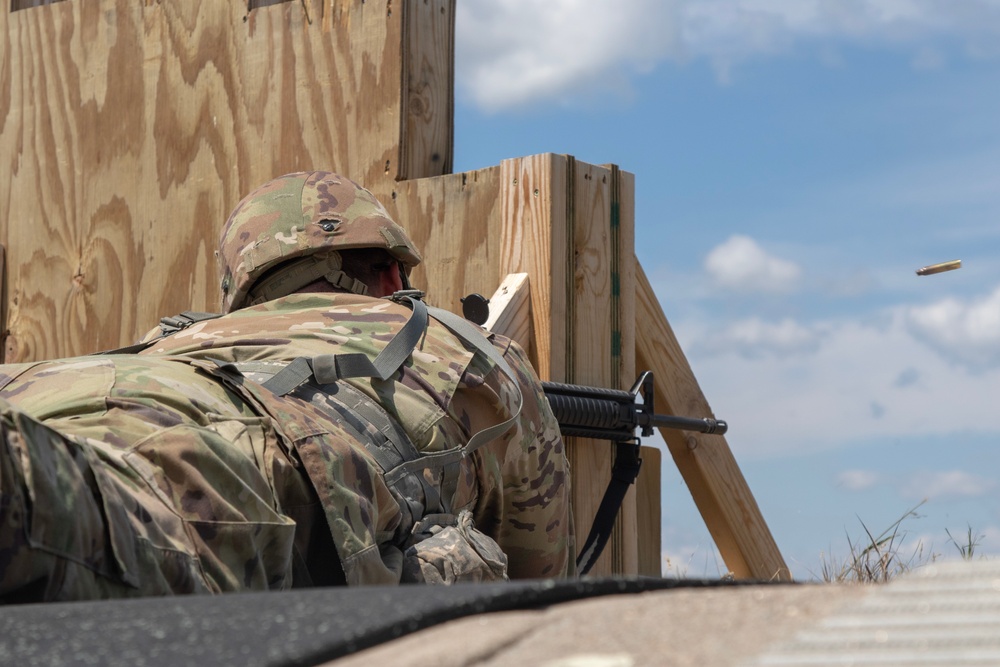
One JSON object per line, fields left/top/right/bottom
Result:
{"left": 568, "top": 161, "right": 638, "bottom": 577}
{"left": 635, "top": 262, "right": 791, "bottom": 581}
{"left": 0, "top": 0, "right": 453, "bottom": 361}
{"left": 401, "top": 0, "right": 454, "bottom": 180}
{"left": 377, "top": 165, "right": 501, "bottom": 315}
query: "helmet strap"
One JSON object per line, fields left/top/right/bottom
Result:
{"left": 247, "top": 252, "right": 369, "bottom": 306}
{"left": 398, "top": 261, "right": 412, "bottom": 290}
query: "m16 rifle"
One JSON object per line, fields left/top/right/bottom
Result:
{"left": 541, "top": 371, "right": 727, "bottom": 575}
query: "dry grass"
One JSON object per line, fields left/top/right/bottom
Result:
{"left": 816, "top": 500, "right": 987, "bottom": 584}
{"left": 817, "top": 502, "right": 930, "bottom": 584}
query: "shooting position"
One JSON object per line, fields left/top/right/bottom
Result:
{"left": 0, "top": 171, "right": 728, "bottom": 602}
{"left": 0, "top": 171, "right": 574, "bottom": 601}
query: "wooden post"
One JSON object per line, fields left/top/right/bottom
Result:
{"left": 486, "top": 271, "right": 662, "bottom": 577}
{"left": 498, "top": 155, "right": 638, "bottom": 576}
{"left": 636, "top": 446, "right": 662, "bottom": 576}
{"left": 635, "top": 263, "right": 791, "bottom": 581}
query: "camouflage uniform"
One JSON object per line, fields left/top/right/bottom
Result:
{"left": 0, "top": 172, "right": 574, "bottom": 602}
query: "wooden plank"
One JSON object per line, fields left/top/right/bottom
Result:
{"left": 401, "top": 0, "right": 455, "bottom": 180}
{"left": 568, "top": 161, "right": 637, "bottom": 576}
{"left": 1, "top": 0, "right": 453, "bottom": 362}
{"left": 483, "top": 272, "right": 533, "bottom": 359}
{"left": 635, "top": 262, "right": 791, "bottom": 581}
{"left": 498, "top": 154, "right": 567, "bottom": 379}
{"left": 610, "top": 166, "right": 640, "bottom": 575}
{"left": 637, "top": 445, "right": 662, "bottom": 576}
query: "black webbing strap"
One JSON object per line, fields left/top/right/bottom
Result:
{"left": 574, "top": 441, "right": 643, "bottom": 576}
{"left": 158, "top": 311, "right": 222, "bottom": 335}
{"left": 94, "top": 311, "right": 223, "bottom": 355}
{"left": 253, "top": 293, "right": 523, "bottom": 484}
{"left": 260, "top": 294, "right": 429, "bottom": 396}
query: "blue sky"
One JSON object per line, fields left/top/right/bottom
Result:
{"left": 451, "top": 0, "right": 1000, "bottom": 579}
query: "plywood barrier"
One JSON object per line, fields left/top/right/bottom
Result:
{"left": 0, "top": 0, "right": 454, "bottom": 361}
{"left": 385, "top": 155, "right": 639, "bottom": 575}
{"left": 2, "top": 0, "right": 783, "bottom": 579}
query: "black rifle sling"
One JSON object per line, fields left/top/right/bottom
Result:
{"left": 575, "top": 441, "right": 643, "bottom": 576}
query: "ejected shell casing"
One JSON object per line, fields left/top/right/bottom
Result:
{"left": 916, "top": 259, "right": 962, "bottom": 276}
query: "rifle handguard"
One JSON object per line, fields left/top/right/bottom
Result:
{"left": 542, "top": 375, "right": 727, "bottom": 440}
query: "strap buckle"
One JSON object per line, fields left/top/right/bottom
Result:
{"left": 389, "top": 289, "right": 425, "bottom": 304}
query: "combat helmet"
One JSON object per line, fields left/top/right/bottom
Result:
{"left": 217, "top": 171, "right": 422, "bottom": 312}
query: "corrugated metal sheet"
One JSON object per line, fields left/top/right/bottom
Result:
{"left": 752, "top": 560, "right": 1000, "bottom": 666}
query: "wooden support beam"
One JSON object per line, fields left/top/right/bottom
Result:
{"left": 635, "top": 262, "right": 791, "bottom": 581}
{"left": 483, "top": 272, "right": 533, "bottom": 360}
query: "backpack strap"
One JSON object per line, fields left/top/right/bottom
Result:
{"left": 259, "top": 292, "right": 428, "bottom": 396}
{"left": 254, "top": 291, "right": 523, "bottom": 478}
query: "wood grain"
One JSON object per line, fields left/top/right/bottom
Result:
{"left": 498, "top": 154, "right": 567, "bottom": 380}
{"left": 401, "top": 0, "right": 454, "bottom": 180}
{"left": 1, "top": 0, "right": 452, "bottom": 361}
{"left": 637, "top": 445, "right": 662, "bottom": 576}
{"left": 567, "top": 161, "right": 639, "bottom": 576}
{"left": 377, "top": 165, "right": 502, "bottom": 315}
{"left": 635, "top": 262, "right": 791, "bottom": 581}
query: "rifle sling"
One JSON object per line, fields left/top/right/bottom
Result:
{"left": 575, "top": 440, "right": 643, "bottom": 576}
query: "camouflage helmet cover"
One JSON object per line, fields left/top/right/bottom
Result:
{"left": 218, "top": 171, "right": 422, "bottom": 312}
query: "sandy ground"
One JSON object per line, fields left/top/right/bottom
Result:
{"left": 329, "top": 583, "right": 868, "bottom": 667}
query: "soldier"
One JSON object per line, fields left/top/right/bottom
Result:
{"left": 0, "top": 171, "right": 574, "bottom": 603}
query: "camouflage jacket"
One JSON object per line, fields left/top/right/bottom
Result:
{"left": 0, "top": 293, "right": 573, "bottom": 600}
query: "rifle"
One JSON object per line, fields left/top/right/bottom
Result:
{"left": 542, "top": 370, "right": 727, "bottom": 442}
{"left": 541, "top": 371, "right": 727, "bottom": 575}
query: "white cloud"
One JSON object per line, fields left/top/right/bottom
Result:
{"left": 696, "top": 317, "right": 821, "bottom": 357}
{"left": 672, "top": 304, "right": 1000, "bottom": 459}
{"left": 838, "top": 469, "right": 881, "bottom": 491}
{"left": 704, "top": 235, "right": 802, "bottom": 293}
{"left": 904, "top": 286, "right": 1000, "bottom": 369}
{"left": 455, "top": 0, "right": 675, "bottom": 111}
{"left": 456, "top": 0, "right": 1000, "bottom": 111}
{"left": 900, "top": 470, "right": 996, "bottom": 500}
